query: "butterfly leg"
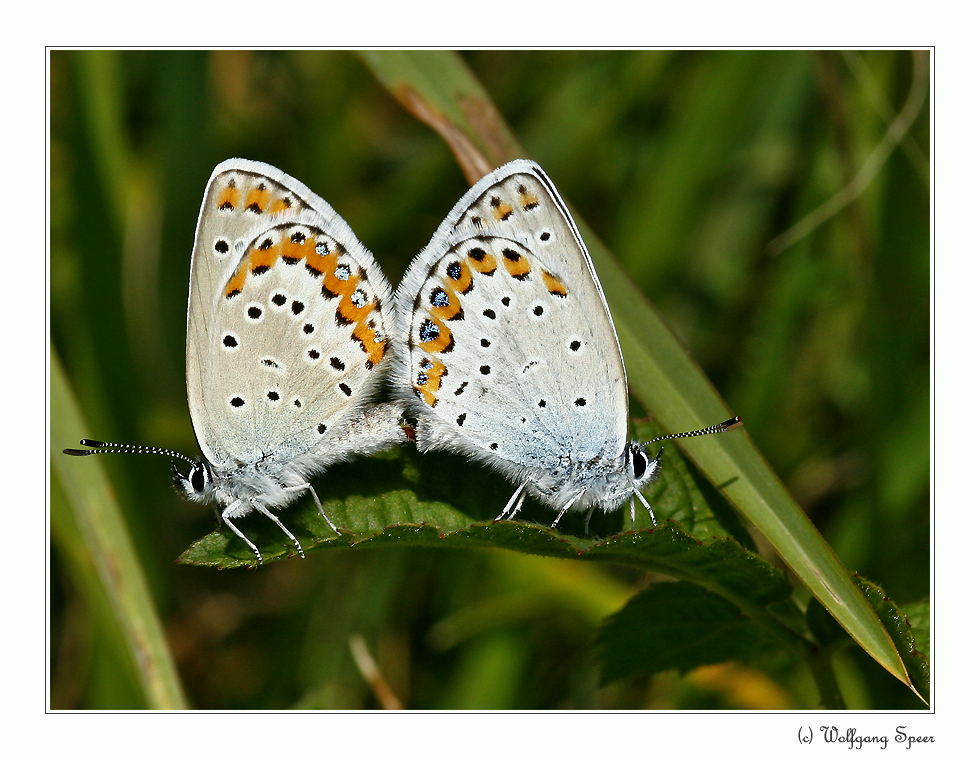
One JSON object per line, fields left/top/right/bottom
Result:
{"left": 308, "top": 484, "right": 340, "bottom": 533}
{"left": 629, "top": 498, "right": 636, "bottom": 529}
{"left": 251, "top": 501, "right": 306, "bottom": 558}
{"left": 583, "top": 504, "right": 598, "bottom": 537}
{"left": 282, "top": 482, "right": 340, "bottom": 533}
{"left": 633, "top": 488, "right": 657, "bottom": 528}
{"left": 497, "top": 480, "right": 528, "bottom": 521}
{"left": 551, "top": 490, "right": 585, "bottom": 531}
{"left": 221, "top": 505, "right": 264, "bottom": 564}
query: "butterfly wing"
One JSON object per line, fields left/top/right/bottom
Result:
{"left": 394, "top": 160, "right": 629, "bottom": 481}
{"left": 187, "top": 159, "right": 393, "bottom": 469}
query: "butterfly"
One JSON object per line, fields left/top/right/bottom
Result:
{"left": 65, "top": 159, "right": 405, "bottom": 563}
{"left": 393, "top": 159, "right": 739, "bottom": 534}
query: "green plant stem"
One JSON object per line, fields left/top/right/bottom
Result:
{"left": 807, "top": 642, "right": 847, "bottom": 710}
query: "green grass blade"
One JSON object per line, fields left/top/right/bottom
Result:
{"left": 358, "top": 50, "right": 910, "bottom": 691}
{"left": 50, "top": 346, "right": 188, "bottom": 709}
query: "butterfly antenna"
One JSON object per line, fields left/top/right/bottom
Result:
{"left": 63, "top": 439, "right": 197, "bottom": 466}
{"left": 639, "top": 416, "right": 742, "bottom": 447}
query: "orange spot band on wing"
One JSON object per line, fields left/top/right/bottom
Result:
{"left": 321, "top": 255, "right": 360, "bottom": 300}
{"left": 283, "top": 232, "right": 317, "bottom": 262}
{"left": 216, "top": 185, "right": 240, "bottom": 211}
{"left": 443, "top": 259, "right": 473, "bottom": 295}
{"left": 243, "top": 186, "right": 272, "bottom": 213}
{"left": 224, "top": 231, "right": 336, "bottom": 298}
{"left": 268, "top": 197, "right": 292, "bottom": 214}
{"left": 419, "top": 316, "right": 454, "bottom": 354}
{"left": 337, "top": 293, "right": 374, "bottom": 325}
{"left": 413, "top": 360, "right": 446, "bottom": 407}
{"left": 249, "top": 240, "right": 280, "bottom": 272}
{"left": 492, "top": 201, "right": 513, "bottom": 221}
{"left": 518, "top": 189, "right": 539, "bottom": 210}
{"left": 429, "top": 287, "right": 463, "bottom": 321}
{"left": 541, "top": 270, "right": 568, "bottom": 297}
{"left": 352, "top": 324, "right": 387, "bottom": 367}
{"left": 305, "top": 246, "right": 332, "bottom": 277}
{"left": 502, "top": 249, "right": 531, "bottom": 279}
{"left": 225, "top": 266, "right": 247, "bottom": 297}
{"left": 467, "top": 248, "right": 497, "bottom": 275}
{"left": 224, "top": 238, "right": 282, "bottom": 297}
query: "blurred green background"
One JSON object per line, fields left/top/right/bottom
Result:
{"left": 49, "top": 50, "right": 929, "bottom": 709}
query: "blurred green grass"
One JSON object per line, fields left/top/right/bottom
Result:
{"left": 49, "top": 50, "right": 929, "bottom": 709}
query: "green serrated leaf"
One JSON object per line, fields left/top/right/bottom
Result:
{"left": 596, "top": 581, "right": 783, "bottom": 683}
{"left": 583, "top": 528, "right": 791, "bottom": 606}
{"left": 903, "top": 599, "right": 930, "bottom": 662}
{"left": 804, "top": 577, "right": 930, "bottom": 704}
{"left": 855, "top": 580, "right": 930, "bottom": 703}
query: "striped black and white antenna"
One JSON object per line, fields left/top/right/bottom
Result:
{"left": 639, "top": 416, "right": 742, "bottom": 448}
{"left": 63, "top": 439, "right": 197, "bottom": 467}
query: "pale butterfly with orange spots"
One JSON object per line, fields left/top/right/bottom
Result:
{"left": 65, "top": 159, "right": 405, "bottom": 563}
{"left": 393, "top": 159, "right": 740, "bottom": 534}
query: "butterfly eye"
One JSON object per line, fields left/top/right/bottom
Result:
{"left": 191, "top": 462, "right": 207, "bottom": 492}
{"left": 631, "top": 449, "right": 649, "bottom": 480}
